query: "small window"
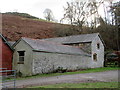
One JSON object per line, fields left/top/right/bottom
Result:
{"left": 97, "top": 43, "right": 100, "bottom": 49}
{"left": 93, "top": 53, "right": 97, "bottom": 61}
{"left": 18, "top": 51, "right": 25, "bottom": 64}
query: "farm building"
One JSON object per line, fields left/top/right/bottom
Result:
{"left": 0, "top": 34, "right": 13, "bottom": 70}
{"left": 43, "top": 33, "right": 105, "bottom": 63}
{"left": 12, "top": 33, "right": 104, "bottom": 76}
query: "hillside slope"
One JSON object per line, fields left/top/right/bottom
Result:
{"left": 2, "top": 14, "right": 58, "bottom": 41}
{"left": 1, "top": 14, "right": 119, "bottom": 50}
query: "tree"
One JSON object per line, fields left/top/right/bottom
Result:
{"left": 61, "top": 0, "right": 103, "bottom": 32}
{"left": 86, "top": 0, "right": 106, "bottom": 28}
{"left": 110, "top": 1, "right": 120, "bottom": 25}
{"left": 61, "top": 1, "right": 87, "bottom": 33}
{"left": 43, "top": 8, "right": 55, "bottom": 21}
{"left": 110, "top": 1, "right": 120, "bottom": 50}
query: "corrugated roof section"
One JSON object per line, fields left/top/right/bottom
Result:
{"left": 22, "top": 37, "right": 90, "bottom": 56}
{"left": 42, "top": 33, "right": 99, "bottom": 44}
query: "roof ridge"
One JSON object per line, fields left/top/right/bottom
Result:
{"left": 22, "top": 36, "right": 82, "bottom": 49}
{"left": 41, "top": 33, "right": 100, "bottom": 44}
{"left": 42, "top": 33, "right": 99, "bottom": 40}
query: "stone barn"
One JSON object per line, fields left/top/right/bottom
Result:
{"left": 43, "top": 33, "right": 105, "bottom": 66}
{"left": 12, "top": 33, "right": 104, "bottom": 76}
{"left": 0, "top": 34, "right": 13, "bottom": 70}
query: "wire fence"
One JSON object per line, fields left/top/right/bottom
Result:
{"left": 0, "top": 68, "right": 16, "bottom": 89}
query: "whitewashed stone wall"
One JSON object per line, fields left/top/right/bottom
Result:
{"left": 13, "top": 40, "right": 33, "bottom": 76}
{"left": 91, "top": 36, "right": 104, "bottom": 68}
{"left": 32, "top": 52, "right": 91, "bottom": 75}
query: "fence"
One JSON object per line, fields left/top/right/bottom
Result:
{"left": 0, "top": 68, "right": 16, "bottom": 89}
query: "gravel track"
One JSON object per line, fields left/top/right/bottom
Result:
{"left": 7, "top": 70, "right": 119, "bottom": 88}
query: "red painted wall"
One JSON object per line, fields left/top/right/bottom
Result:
{"left": 0, "top": 38, "right": 13, "bottom": 70}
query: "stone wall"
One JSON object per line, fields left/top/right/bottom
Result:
{"left": 68, "top": 43, "right": 91, "bottom": 54}
{"left": 32, "top": 52, "right": 91, "bottom": 75}
{"left": 91, "top": 35, "right": 104, "bottom": 68}
{"left": 13, "top": 39, "right": 33, "bottom": 76}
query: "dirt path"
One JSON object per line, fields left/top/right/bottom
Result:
{"left": 13, "top": 70, "right": 119, "bottom": 88}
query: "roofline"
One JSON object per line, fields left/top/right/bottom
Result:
{"left": 63, "top": 41, "right": 92, "bottom": 44}
{"left": 62, "top": 33, "right": 106, "bottom": 47}
{"left": 12, "top": 37, "right": 34, "bottom": 50}
{"left": 43, "top": 33, "right": 100, "bottom": 40}
{"left": 12, "top": 38, "right": 21, "bottom": 48}
{"left": 0, "top": 34, "right": 14, "bottom": 51}
{"left": 33, "top": 49, "right": 91, "bottom": 57}
{"left": 43, "top": 33, "right": 101, "bottom": 44}
{"left": 98, "top": 34, "right": 106, "bottom": 47}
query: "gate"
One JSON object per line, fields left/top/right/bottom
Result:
{"left": 0, "top": 68, "right": 16, "bottom": 89}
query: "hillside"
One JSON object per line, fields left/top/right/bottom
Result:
{"left": 1, "top": 13, "right": 119, "bottom": 50}
{"left": 2, "top": 14, "right": 61, "bottom": 41}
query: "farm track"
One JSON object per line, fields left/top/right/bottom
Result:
{"left": 13, "top": 70, "right": 119, "bottom": 88}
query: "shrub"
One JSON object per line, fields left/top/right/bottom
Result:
{"left": 54, "top": 67, "right": 67, "bottom": 73}
{"left": 16, "top": 71, "right": 22, "bottom": 77}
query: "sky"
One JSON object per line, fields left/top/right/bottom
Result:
{"left": 0, "top": 0, "right": 71, "bottom": 22}
{"left": 0, "top": 0, "right": 119, "bottom": 22}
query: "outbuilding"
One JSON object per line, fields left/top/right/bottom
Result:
{"left": 43, "top": 33, "right": 105, "bottom": 66}
{"left": 12, "top": 33, "right": 104, "bottom": 76}
{"left": 0, "top": 34, "right": 13, "bottom": 70}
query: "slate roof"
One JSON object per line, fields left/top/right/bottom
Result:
{"left": 42, "top": 33, "right": 100, "bottom": 44}
{"left": 21, "top": 37, "right": 90, "bottom": 56}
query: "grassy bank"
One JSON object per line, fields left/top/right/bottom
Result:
{"left": 31, "top": 82, "right": 119, "bottom": 88}
{"left": 17, "top": 67, "right": 119, "bottom": 80}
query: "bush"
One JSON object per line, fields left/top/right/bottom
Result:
{"left": 16, "top": 71, "right": 22, "bottom": 77}
{"left": 54, "top": 24, "right": 80, "bottom": 37}
{"left": 54, "top": 67, "right": 67, "bottom": 73}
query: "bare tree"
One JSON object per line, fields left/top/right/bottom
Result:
{"left": 61, "top": 0, "right": 103, "bottom": 32}
{"left": 86, "top": 0, "right": 104, "bottom": 28}
{"left": 61, "top": 1, "right": 87, "bottom": 32}
{"left": 43, "top": 8, "right": 55, "bottom": 21}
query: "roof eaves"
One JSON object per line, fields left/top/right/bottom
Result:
{"left": 62, "top": 41, "right": 92, "bottom": 44}
{"left": 12, "top": 38, "right": 22, "bottom": 48}
{"left": 91, "top": 33, "right": 106, "bottom": 47}
{"left": 32, "top": 49, "right": 91, "bottom": 57}
{"left": 12, "top": 37, "right": 34, "bottom": 50}
{"left": 98, "top": 34, "right": 106, "bottom": 47}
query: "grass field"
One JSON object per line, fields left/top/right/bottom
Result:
{"left": 17, "top": 67, "right": 119, "bottom": 80}
{"left": 31, "top": 82, "right": 119, "bottom": 88}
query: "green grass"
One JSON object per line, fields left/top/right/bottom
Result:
{"left": 16, "top": 67, "right": 119, "bottom": 80}
{"left": 31, "top": 82, "right": 119, "bottom": 88}
{"left": 32, "top": 18, "right": 56, "bottom": 23}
